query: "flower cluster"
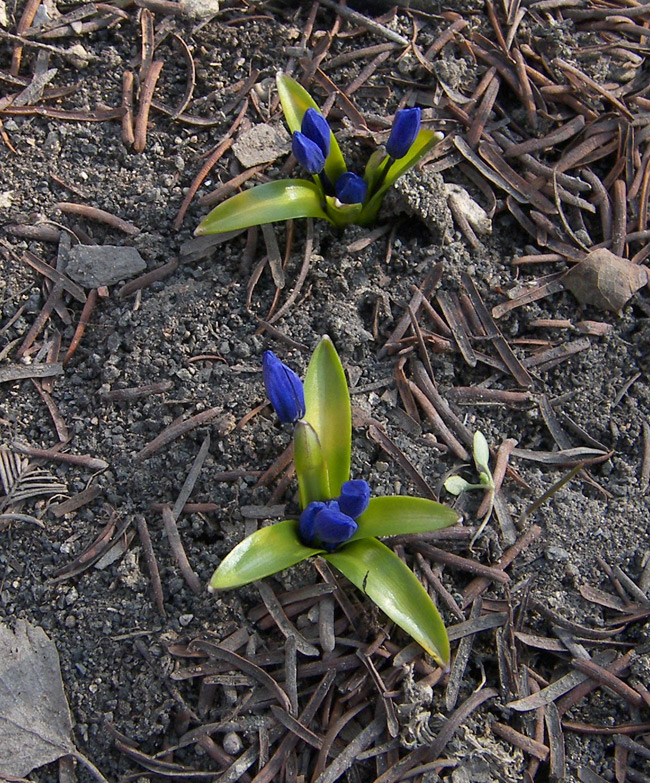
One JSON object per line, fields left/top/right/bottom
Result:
{"left": 291, "top": 107, "right": 422, "bottom": 208}
{"left": 299, "top": 479, "right": 370, "bottom": 550}
{"left": 292, "top": 108, "right": 368, "bottom": 205}
{"left": 263, "top": 349, "right": 370, "bottom": 552}
{"left": 195, "top": 74, "right": 443, "bottom": 235}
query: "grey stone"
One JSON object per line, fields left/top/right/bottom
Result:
{"left": 180, "top": 0, "right": 220, "bottom": 19}
{"left": 66, "top": 245, "right": 146, "bottom": 288}
{"left": 232, "top": 123, "right": 291, "bottom": 167}
{"left": 223, "top": 731, "right": 243, "bottom": 755}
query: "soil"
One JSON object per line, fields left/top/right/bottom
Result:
{"left": 1, "top": 1, "right": 650, "bottom": 782}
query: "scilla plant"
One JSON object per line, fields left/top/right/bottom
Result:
{"left": 195, "top": 73, "right": 443, "bottom": 234}
{"left": 209, "top": 337, "right": 460, "bottom": 666}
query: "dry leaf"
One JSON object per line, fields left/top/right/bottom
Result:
{"left": 564, "top": 248, "right": 649, "bottom": 313}
{"left": 0, "top": 620, "right": 75, "bottom": 777}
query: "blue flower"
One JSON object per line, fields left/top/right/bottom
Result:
{"left": 263, "top": 350, "right": 305, "bottom": 424}
{"left": 335, "top": 172, "right": 368, "bottom": 204}
{"left": 386, "top": 107, "right": 421, "bottom": 160}
{"left": 338, "top": 479, "right": 370, "bottom": 518}
{"left": 292, "top": 132, "right": 326, "bottom": 175}
{"left": 301, "top": 108, "right": 331, "bottom": 158}
{"left": 299, "top": 500, "right": 357, "bottom": 550}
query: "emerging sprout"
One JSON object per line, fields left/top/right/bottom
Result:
{"left": 196, "top": 75, "right": 443, "bottom": 235}
{"left": 444, "top": 431, "right": 496, "bottom": 546}
{"left": 209, "top": 337, "right": 461, "bottom": 666}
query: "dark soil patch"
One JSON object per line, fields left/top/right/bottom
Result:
{"left": 1, "top": 1, "right": 649, "bottom": 782}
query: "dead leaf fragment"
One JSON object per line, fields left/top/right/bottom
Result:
{"left": 564, "top": 249, "right": 649, "bottom": 313}
{"left": 0, "top": 621, "right": 74, "bottom": 777}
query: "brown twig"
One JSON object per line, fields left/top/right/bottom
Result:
{"left": 134, "top": 60, "right": 164, "bottom": 153}
{"left": 161, "top": 504, "right": 201, "bottom": 594}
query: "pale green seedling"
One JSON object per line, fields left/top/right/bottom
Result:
{"left": 444, "top": 431, "right": 495, "bottom": 546}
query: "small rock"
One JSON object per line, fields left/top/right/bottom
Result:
{"left": 444, "top": 183, "right": 492, "bottom": 235}
{"left": 223, "top": 731, "right": 243, "bottom": 755}
{"left": 564, "top": 248, "right": 648, "bottom": 313}
{"left": 64, "top": 44, "right": 94, "bottom": 69}
{"left": 66, "top": 245, "right": 146, "bottom": 288}
{"left": 180, "top": 0, "right": 220, "bottom": 19}
{"left": 179, "top": 614, "right": 194, "bottom": 627}
{"left": 545, "top": 545, "right": 569, "bottom": 562}
{"left": 232, "top": 123, "right": 291, "bottom": 167}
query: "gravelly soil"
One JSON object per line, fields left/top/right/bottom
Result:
{"left": 1, "top": 1, "right": 650, "bottom": 782}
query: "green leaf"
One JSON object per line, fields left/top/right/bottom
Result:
{"left": 276, "top": 72, "right": 347, "bottom": 186}
{"left": 473, "top": 431, "right": 492, "bottom": 480}
{"left": 324, "top": 195, "right": 364, "bottom": 229}
{"left": 325, "top": 538, "right": 450, "bottom": 665}
{"left": 363, "top": 148, "right": 390, "bottom": 196}
{"left": 352, "top": 496, "right": 460, "bottom": 540}
{"left": 195, "top": 180, "right": 330, "bottom": 235}
{"left": 303, "top": 336, "right": 351, "bottom": 498}
{"left": 359, "top": 129, "right": 443, "bottom": 226}
{"left": 209, "top": 520, "right": 322, "bottom": 590}
{"left": 294, "top": 420, "right": 331, "bottom": 507}
{"left": 444, "top": 475, "right": 474, "bottom": 495}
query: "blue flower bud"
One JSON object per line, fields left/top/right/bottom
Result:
{"left": 301, "top": 108, "right": 330, "bottom": 158}
{"left": 335, "top": 172, "right": 368, "bottom": 204}
{"left": 298, "top": 501, "right": 326, "bottom": 545}
{"left": 262, "top": 350, "right": 305, "bottom": 424}
{"left": 386, "top": 107, "right": 421, "bottom": 159}
{"left": 299, "top": 500, "right": 358, "bottom": 550}
{"left": 292, "top": 131, "right": 326, "bottom": 175}
{"left": 337, "top": 479, "right": 370, "bottom": 519}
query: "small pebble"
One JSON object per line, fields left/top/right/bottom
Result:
{"left": 223, "top": 731, "right": 243, "bottom": 755}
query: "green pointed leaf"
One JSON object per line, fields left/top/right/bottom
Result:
{"left": 294, "top": 420, "right": 330, "bottom": 507}
{"left": 325, "top": 538, "right": 450, "bottom": 665}
{"left": 303, "top": 336, "right": 351, "bottom": 498}
{"left": 363, "top": 148, "right": 390, "bottom": 195}
{"left": 359, "top": 129, "right": 443, "bottom": 226}
{"left": 209, "top": 520, "right": 322, "bottom": 590}
{"left": 352, "top": 496, "right": 460, "bottom": 540}
{"left": 473, "top": 431, "right": 492, "bottom": 480}
{"left": 196, "top": 180, "right": 330, "bottom": 235}
{"left": 276, "top": 72, "right": 347, "bottom": 186}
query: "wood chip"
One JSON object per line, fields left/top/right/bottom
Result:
{"left": 0, "top": 362, "right": 64, "bottom": 384}
{"left": 492, "top": 722, "right": 549, "bottom": 760}
{"left": 445, "top": 597, "right": 483, "bottom": 710}
{"left": 254, "top": 581, "right": 319, "bottom": 657}
{"left": 190, "top": 639, "right": 292, "bottom": 714}
{"left": 508, "top": 650, "right": 618, "bottom": 711}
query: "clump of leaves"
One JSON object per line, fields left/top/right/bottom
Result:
{"left": 196, "top": 74, "right": 443, "bottom": 235}
{"left": 209, "top": 337, "right": 460, "bottom": 666}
